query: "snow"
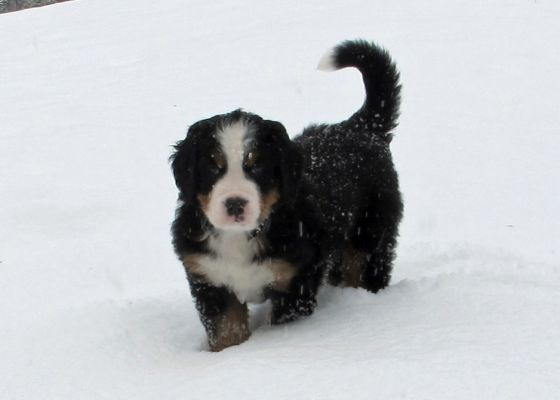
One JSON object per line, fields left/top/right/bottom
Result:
{"left": 1, "top": 0, "right": 559, "bottom": 399}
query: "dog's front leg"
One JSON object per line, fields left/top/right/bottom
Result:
{"left": 187, "top": 276, "right": 250, "bottom": 351}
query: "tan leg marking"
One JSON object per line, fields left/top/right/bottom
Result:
{"left": 341, "top": 246, "right": 368, "bottom": 288}
{"left": 210, "top": 299, "right": 251, "bottom": 352}
{"left": 182, "top": 254, "right": 250, "bottom": 351}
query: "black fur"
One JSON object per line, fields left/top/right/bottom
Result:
{"left": 295, "top": 40, "right": 403, "bottom": 291}
{"left": 170, "top": 40, "right": 403, "bottom": 350}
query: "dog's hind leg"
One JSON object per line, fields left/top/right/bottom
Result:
{"left": 329, "top": 191, "right": 402, "bottom": 292}
{"left": 327, "top": 242, "right": 391, "bottom": 292}
{"left": 353, "top": 233, "right": 395, "bottom": 293}
{"left": 351, "top": 191, "right": 402, "bottom": 292}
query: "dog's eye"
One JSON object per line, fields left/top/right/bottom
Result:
{"left": 210, "top": 152, "right": 226, "bottom": 174}
{"left": 244, "top": 151, "right": 263, "bottom": 174}
{"left": 245, "top": 151, "right": 258, "bottom": 166}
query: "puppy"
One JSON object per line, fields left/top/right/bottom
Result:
{"left": 170, "top": 40, "right": 403, "bottom": 351}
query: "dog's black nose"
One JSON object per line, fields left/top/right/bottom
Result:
{"left": 225, "top": 197, "right": 248, "bottom": 217}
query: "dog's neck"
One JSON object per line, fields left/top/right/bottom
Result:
{"left": 205, "top": 216, "right": 271, "bottom": 242}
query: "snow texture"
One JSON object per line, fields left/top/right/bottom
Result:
{"left": 1, "top": 0, "right": 559, "bottom": 399}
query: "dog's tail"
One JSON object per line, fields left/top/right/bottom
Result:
{"left": 317, "top": 40, "right": 401, "bottom": 142}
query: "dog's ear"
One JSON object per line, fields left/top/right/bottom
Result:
{"left": 171, "top": 120, "right": 213, "bottom": 204}
{"left": 170, "top": 120, "right": 215, "bottom": 243}
{"left": 262, "top": 120, "right": 303, "bottom": 206}
{"left": 170, "top": 134, "right": 196, "bottom": 205}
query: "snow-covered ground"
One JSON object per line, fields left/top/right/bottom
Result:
{"left": 1, "top": 0, "right": 559, "bottom": 398}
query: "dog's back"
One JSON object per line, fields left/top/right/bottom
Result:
{"left": 294, "top": 40, "right": 403, "bottom": 292}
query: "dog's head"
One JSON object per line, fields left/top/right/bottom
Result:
{"left": 171, "top": 110, "right": 302, "bottom": 233}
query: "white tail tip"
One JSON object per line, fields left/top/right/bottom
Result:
{"left": 317, "top": 48, "right": 338, "bottom": 71}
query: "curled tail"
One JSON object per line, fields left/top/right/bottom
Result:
{"left": 318, "top": 39, "right": 401, "bottom": 142}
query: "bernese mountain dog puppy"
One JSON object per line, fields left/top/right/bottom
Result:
{"left": 171, "top": 40, "right": 403, "bottom": 351}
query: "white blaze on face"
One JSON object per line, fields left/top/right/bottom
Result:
{"left": 206, "top": 121, "right": 261, "bottom": 231}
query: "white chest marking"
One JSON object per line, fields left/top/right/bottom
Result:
{"left": 198, "top": 232, "right": 274, "bottom": 303}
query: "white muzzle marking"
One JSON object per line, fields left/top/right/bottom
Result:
{"left": 206, "top": 121, "right": 260, "bottom": 231}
